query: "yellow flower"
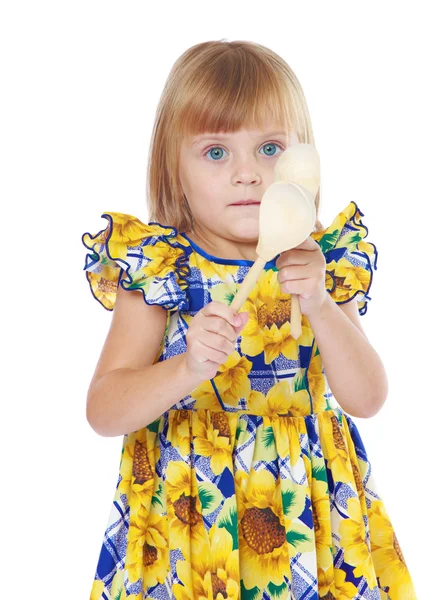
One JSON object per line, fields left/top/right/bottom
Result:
{"left": 191, "top": 352, "right": 252, "bottom": 409}
{"left": 85, "top": 213, "right": 168, "bottom": 260}
{"left": 369, "top": 500, "right": 416, "bottom": 599}
{"left": 165, "top": 461, "right": 208, "bottom": 560}
{"left": 125, "top": 510, "right": 170, "bottom": 589}
{"left": 317, "top": 563, "right": 335, "bottom": 598}
{"left": 214, "top": 353, "right": 253, "bottom": 405}
{"left": 89, "top": 580, "right": 104, "bottom": 600}
{"left": 247, "top": 379, "right": 311, "bottom": 417}
{"left": 333, "top": 567, "right": 360, "bottom": 598}
{"left": 193, "top": 410, "right": 233, "bottom": 474}
{"left": 339, "top": 496, "right": 377, "bottom": 589}
{"left": 166, "top": 410, "right": 191, "bottom": 458}
{"left": 269, "top": 415, "right": 312, "bottom": 479}
{"left": 117, "top": 429, "right": 157, "bottom": 514}
{"left": 318, "top": 412, "right": 354, "bottom": 483}
{"left": 307, "top": 352, "right": 330, "bottom": 413}
{"left": 311, "top": 479, "right": 333, "bottom": 570}
{"left": 172, "top": 525, "right": 239, "bottom": 600}
{"left": 235, "top": 469, "right": 314, "bottom": 590}
{"left": 326, "top": 256, "right": 370, "bottom": 305}
{"left": 140, "top": 239, "right": 186, "bottom": 280}
{"left": 238, "top": 269, "right": 308, "bottom": 364}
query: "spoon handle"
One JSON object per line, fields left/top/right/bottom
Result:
{"left": 290, "top": 294, "right": 302, "bottom": 339}
{"left": 230, "top": 257, "right": 267, "bottom": 312}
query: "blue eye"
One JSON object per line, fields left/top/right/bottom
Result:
{"left": 206, "top": 147, "right": 227, "bottom": 160}
{"left": 204, "top": 142, "right": 283, "bottom": 161}
{"left": 260, "top": 143, "right": 282, "bottom": 156}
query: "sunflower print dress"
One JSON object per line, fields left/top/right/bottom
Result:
{"left": 82, "top": 200, "right": 417, "bottom": 600}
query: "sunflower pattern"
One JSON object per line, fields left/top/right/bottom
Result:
{"left": 82, "top": 201, "right": 416, "bottom": 599}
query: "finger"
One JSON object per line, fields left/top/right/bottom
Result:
{"left": 278, "top": 264, "right": 312, "bottom": 284}
{"left": 277, "top": 239, "right": 320, "bottom": 267}
{"left": 195, "top": 338, "right": 233, "bottom": 364}
{"left": 199, "top": 330, "right": 236, "bottom": 356}
{"left": 201, "top": 301, "right": 240, "bottom": 327}
{"left": 281, "top": 277, "right": 312, "bottom": 294}
{"left": 202, "top": 316, "right": 238, "bottom": 343}
{"left": 276, "top": 249, "right": 306, "bottom": 268}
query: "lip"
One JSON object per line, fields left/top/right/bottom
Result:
{"left": 230, "top": 200, "right": 261, "bottom": 205}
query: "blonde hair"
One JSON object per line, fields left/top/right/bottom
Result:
{"left": 146, "top": 39, "right": 324, "bottom": 233}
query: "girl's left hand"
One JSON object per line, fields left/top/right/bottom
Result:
{"left": 275, "top": 236, "right": 328, "bottom": 319}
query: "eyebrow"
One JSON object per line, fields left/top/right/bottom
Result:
{"left": 192, "top": 131, "right": 288, "bottom": 146}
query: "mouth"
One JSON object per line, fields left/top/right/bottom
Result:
{"left": 230, "top": 200, "right": 261, "bottom": 206}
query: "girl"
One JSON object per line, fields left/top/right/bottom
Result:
{"left": 82, "top": 40, "right": 416, "bottom": 600}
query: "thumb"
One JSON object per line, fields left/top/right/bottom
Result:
{"left": 234, "top": 311, "right": 249, "bottom": 330}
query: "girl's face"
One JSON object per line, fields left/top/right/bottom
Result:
{"left": 178, "top": 125, "right": 299, "bottom": 260}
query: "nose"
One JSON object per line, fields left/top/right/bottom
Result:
{"left": 231, "top": 159, "right": 262, "bottom": 186}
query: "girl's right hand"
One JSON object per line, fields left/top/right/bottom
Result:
{"left": 184, "top": 301, "right": 249, "bottom": 380}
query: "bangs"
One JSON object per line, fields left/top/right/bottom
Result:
{"left": 176, "top": 51, "right": 301, "bottom": 139}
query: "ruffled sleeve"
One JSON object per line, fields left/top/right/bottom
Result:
{"left": 311, "top": 201, "right": 378, "bottom": 315}
{"left": 81, "top": 212, "right": 191, "bottom": 312}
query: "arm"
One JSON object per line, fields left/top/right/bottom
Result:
{"left": 87, "top": 355, "right": 203, "bottom": 437}
{"left": 86, "top": 285, "right": 205, "bottom": 438}
{"left": 308, "top": 292, "right": 388, "bottom": 418}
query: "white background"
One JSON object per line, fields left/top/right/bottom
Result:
{"left": 2, "top": 1, "right": 444, "bottom": 597}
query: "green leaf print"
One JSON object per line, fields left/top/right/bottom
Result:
{"left": 126, "top": 280, "right": 145, "bottom": 291}
{"left": 146, "top": 418, "right": 160, "bottom": 433}
{"left": 235, "top": 419, "right": 247, "bottom": 442}
{"left": 198, "top": 486, "right": 215, "bottom": 512}
{"left": 345, "top": 231, "right": 363, "bottom": 247}
{"left": 286, "top": 529, "right": 311, "bottom": 548}
{"left": 151, "top": 483, "right": 163, "bottom": 508}
{"left": 312, "top": 464, "right": 328, "bottom": 484}
{"left": 113, "top": 591, "right": 122, "bottom": 600}
{"left": 267, "top": 580, "right": 288, "bottom": 597}
{"left": 262, "top": 426, "right": 275, "bottom": 449}
{"left": 317, "top": 229, "right": 339, "bottom": 254}
{"left": 240, "top": 580, "right": 261, "bottom": 600}
{"left": 281, "top": 489, "right": 296, "bottom": 516}
{"left": 218, "top": 506, "right": 239, "bottom": 551}
{"left": 293, "top": 371, "right": 307, "bottom": 393}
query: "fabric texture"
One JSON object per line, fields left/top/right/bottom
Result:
{"left": 82, "top": 201, "right": 416, "bottom": 600}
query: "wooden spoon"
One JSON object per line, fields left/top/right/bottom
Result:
{"left": 230, "top": 143, "right": 319, "bottom": 340}
{"left": 230, "top": 181, "right": 315, "bottom": 339}
{"left": 273, "top": 144, "right": 320, "bottom": 338}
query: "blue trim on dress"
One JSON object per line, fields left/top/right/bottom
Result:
{"left": 181, "top": 232, "right": 279, "bottom": 269}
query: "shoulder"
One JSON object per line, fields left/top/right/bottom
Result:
{"left": 81, "top": 211, "right": 192, "bottom": 312}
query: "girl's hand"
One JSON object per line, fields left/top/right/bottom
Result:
{"left": 276, "top": 236, "right": 328, "bottom": 319}
{"left": 184, "top": 301, "right": 249, "bottom": 381}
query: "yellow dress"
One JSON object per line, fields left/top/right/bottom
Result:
{"left": 82, "top": 201, "right": 417, "bottom": 600}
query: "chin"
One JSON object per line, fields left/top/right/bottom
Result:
{"left": 230, "top": 220, "right": 259, "bottom": 240}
